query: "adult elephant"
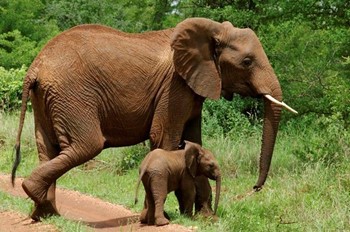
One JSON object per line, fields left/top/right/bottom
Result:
{"left": 12, "top": 17, "right": 296, "bottom": 220}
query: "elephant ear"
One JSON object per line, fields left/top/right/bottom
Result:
{"left": 184, "top": 140, "right": 203, "bottom": 178}
{"left": 171, "top": 18, "right": 222, "bottom": 100}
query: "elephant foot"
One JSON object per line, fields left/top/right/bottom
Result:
{"left": 30, "top": 200, "right": 59, "bottom": 221}
{"left": 140, "top": 209, "right": 148, "bottom": 224}
{"left": 22, "top": 178, "right": 47, "bottom": 204}
{"left": 194, "top": 206, "right": 217, "bottom": 222}
{"left": 155, "top": 217, "right": 169, "bottom": 226}
{"left": 195, "top": 203, "right": 213, "bottom": 217}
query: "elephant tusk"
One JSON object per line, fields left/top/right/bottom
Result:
{"left": 264, "top": 95, "right": 298, "bottom": 114}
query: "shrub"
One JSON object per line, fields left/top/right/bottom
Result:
{"left": 0, "top": 66, "right": 26, "bottom": 111}
{"left": 0, "top": 30, "right": 38, "bottom": 69}
{"left": 283, "top": 114, "right": 350, "bottom": 165}
{"left": 119, "top": 143, "right": 149, "bottom": 172}
{"left": 202, "top": 97, "right": 262, "bottom": 139}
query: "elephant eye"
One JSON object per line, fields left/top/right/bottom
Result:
{"left": 242, "top": 57, "right": 253, "bottom": 67}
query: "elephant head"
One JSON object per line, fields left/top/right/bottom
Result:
{"left": 184, "top": 141, "right": 221, "bottom": 215}
{"left": 171, "top": 18, "right": 297, "bottom": 190}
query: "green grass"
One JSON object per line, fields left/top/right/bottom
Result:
{"left": 0, "top": 112, "right": 349, "bottom": 231}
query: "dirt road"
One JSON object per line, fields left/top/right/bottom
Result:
{"left": 0, "top": 174, "right": 194, "bottom": 232}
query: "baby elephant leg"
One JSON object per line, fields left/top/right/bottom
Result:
{"left": 140, "top": 196, "right": 149, "bottom": 224}
{"left": 178, "top": 182, "right": 196, "bottom": 217}
{"left": 150, "top": 177, "right": 169, "bottom": 226}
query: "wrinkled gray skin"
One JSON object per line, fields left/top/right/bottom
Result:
{"left": 135, "top": 141, "right": 221, "bottom": 226}
{"left": 12, "top": 17, "right": 283, "bottom": 221}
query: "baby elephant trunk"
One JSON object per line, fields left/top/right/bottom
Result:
{"left": 214, "top": 175, "right": 221, "bottom": 215}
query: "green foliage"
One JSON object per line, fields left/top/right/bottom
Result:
{"left": 45, "top": 0, "right": 117, "bottom": 30}
{"left": 0, "top": 0, "right": 59, "bottom": 42}
{"left": 261, "top": 21, "right": 350, "bottom": 123}
{"left": 283, "top": 114, "right": 350, "bottom": 166}
{"left": 0, "top": 66, "right": 26, "bottom": 111}
{"left": 177, "top": 0, "right": 350, "bottom": 30}
{"left": 203, "top": 97, "right": 262, "bottom": 137}
{"left": 0, "top": 0, "right": 59, "bottom": 69}
{"left": 44, "top": 0, "right": 164, "bottom": 32}
{"left": 0, "top": 31, "right": 38, "bottom": 69}
{"left": 119, "top": 143, "right": 149, "bottom": 172}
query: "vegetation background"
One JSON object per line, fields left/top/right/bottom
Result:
{"left": 0, "top": 0, "right": 349, "bottom": 231}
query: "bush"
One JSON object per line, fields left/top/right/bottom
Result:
{"left": 0, "top": 30, "right": 38, "bottom": 69}
{"left": 119, "top": 143, "right": 149, "bottom": 172}
{"left": 283, "top": 114, "right": 350, "bottom": 165}
{"left": 202, "top": 97, "right": 262, "bottom": 138}
{"left": 0, "top": 66, "right": 26, "bottom": 111}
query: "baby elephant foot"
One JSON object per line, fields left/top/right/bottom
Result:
{"left": 140, "top": 209, "right": 148, "bottom": 224}
{"left": 30, "top": 200, "right": 59, "bottom": 221}
{"left": 155, "top": 217, "right": 169, "bottom": 226}
{"left": 22, "top": 178, "right": 48, "bottom": 204}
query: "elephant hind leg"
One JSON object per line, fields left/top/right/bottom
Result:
{"left": 23, "top": 135, "right": 104, "bottom": 220}
{"left": 140, "top": 197, "right": 148, "bottom": 224}
{"left": 150, "top": 177, "right": 169, "bottom": 226}
{"left": 25, "top": 122, "right": 60, "bottom": 220}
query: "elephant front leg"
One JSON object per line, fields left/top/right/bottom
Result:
{"left": 194, "top": 176, "right": 213, "bottom": 216}
{"left": 179, "top": 181, "right": 196, "bottom": 217}
{"left": 182, "top": 117, "right": 214, "bottom": 216}
{"left": 175, "top": 189, "right": 185, "bottom": 214}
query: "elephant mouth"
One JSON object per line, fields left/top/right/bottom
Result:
{"left": 221, "top": 89, "right": 297, "bottom": 114}
{"left": 221, "top": 89, "right": 256, "bottom": 100}
{"left": 211, "top": 174, "right": 221, "bottom": 181}
{"left": 221, "top": 90, "right": 233, "bottom": 101}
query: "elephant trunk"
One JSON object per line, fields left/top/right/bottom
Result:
{"left": 254, "top": 86, "right": 282, "bottom": 190}
{"left": 213, "top": 175, "right": 221, "bottom": 215}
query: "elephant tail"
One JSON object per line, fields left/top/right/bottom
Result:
{"left": 12, "top": 70, "right": 37, "bottom": 186}
{"left": 134, "top": 168, "right": 146, "bottom": 205}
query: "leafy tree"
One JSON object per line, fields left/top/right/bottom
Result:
{"left": 0, "top": 65, "right": 27, "bottom": 111}
{"left": 44, "top": 0, "right": 162, "bottom": 32}
{"left": 0, "top": 30, "right": 38, "bottom": 69}
{"left": 0, "top": 0, "right": 59, "bottom": 41}
{"left": 0, "top": 0, "right": 59, "bottom": 68}
{"left": 44, "top": 0, "right": 116, "bottom": 30}
{"left": 261, "top": 21, "right": 350, "bottom": 122}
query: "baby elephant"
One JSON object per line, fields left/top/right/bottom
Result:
{"left": 135, "top": 140, "right": 221, "bottom": 226}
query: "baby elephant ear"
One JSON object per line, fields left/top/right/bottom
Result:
{"left": 171, "top": 18, "right": 222, "bottom": 100}
{"left": 184, "top": 141, "right": 201, "bottom": 178}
